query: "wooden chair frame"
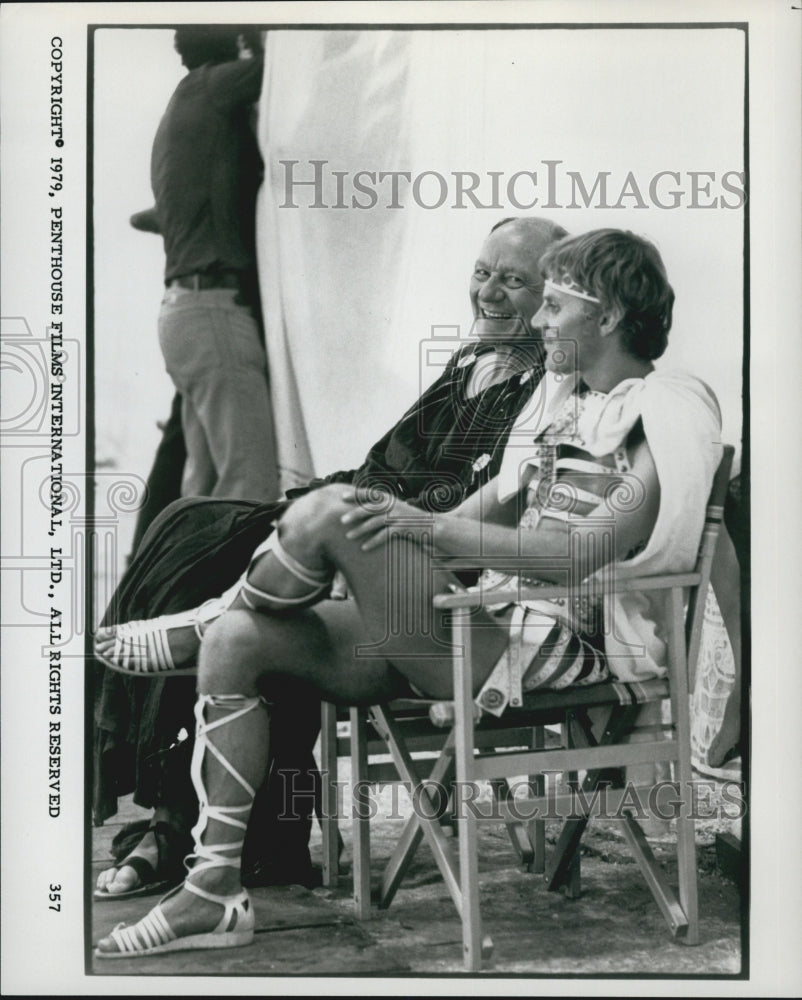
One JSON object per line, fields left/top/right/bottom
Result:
{"left": 322, "top": 445, "right": 733, "bottom": 971}
{"left": 319, "top": 701, "right": 548, "bottom": 914}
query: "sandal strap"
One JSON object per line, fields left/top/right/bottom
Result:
{"left": 114, "top": 854, "right": 157, "bottom": 883}
{"left": 110, "top": 819, "right": 153, "bottom": 864}
{"left": 194, "top": 578, "right": 244, "bottom": 641}
{"left": 108, "top": 618, "right": 177, "bottom": 673}
{"left": 150, "top": 821, "right": 193, "bottom": 878}
{"left": 240, "top": 579, "right": 331, "bottom": 609}
{"left": 98, "top": 695, "right": 262, "bottom": 958}
{"left": 239, "top": 533, "right": 333, "bottom": 610}
{"left": 190, "top": 695, "right": 265, "bottom": 877}
{"left": 148, "top": 622, "right": 175, "bottom": 671}
{"left": 109, "top": 904, "right": 176, "bottom": 953}
{"left": 103, "top": 884, "right": 252, "bottom": 955}
{"left": 184, "top": 880, "right": 248, "bottom": 907}
{"left": 268, "top": 534, "right": 332, "bottom": 586}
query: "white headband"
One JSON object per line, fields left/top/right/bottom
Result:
{"left": 544, "top": 278, "right": 601, "bottom": 304}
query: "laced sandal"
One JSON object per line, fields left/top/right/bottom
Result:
{"left": 93, "top": 880, "right": 254, "bottom": 958}
{"left": 240, "top": 532, "right": 333, "bottom": 612}
{"left": 94, "top": 579, "right": 242, "bottom": 677}
{"left": 95, "top": 694, "right": 263, "bottom": 959}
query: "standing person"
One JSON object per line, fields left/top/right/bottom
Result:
{"left": 152, "top": 26, "right": 278, "bottom": 500}
{"left": 127, "top": 207, "right": 186, "bottom": 558}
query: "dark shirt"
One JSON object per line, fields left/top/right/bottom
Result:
{"left": 151, "top": 56, "right": 264, "bottom": 282}
{"left": 290, "top": 342, "right": 545, "bottom": 509}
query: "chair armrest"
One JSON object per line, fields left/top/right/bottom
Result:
{"left": 432, "top": 571, "right": 701, "bottom": 609}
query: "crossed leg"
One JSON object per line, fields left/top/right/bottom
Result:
{"left": 96, "top": 486, "right": 508, "bottom": 956}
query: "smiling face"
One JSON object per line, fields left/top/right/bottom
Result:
{"left": 531, "top": 285, "right": 603, "bottom": 376}
{"left": 469, "top": 224, "right": 552, "bottom": 344}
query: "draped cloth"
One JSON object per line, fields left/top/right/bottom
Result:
{"left": 255, "top": 31, "right": 416, "bottom": 488}
{"left": 596, "top": 371, "right": 723, "bottom": 680}
{"left": 494, "top": 369, "right": 724, "bottom": 683}
{"left": 690, "top": 587, "right": 738, "bottom": 768}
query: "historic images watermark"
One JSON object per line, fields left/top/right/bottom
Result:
{"left": 273, "top": 771, "right": 747, "bottom": 824}
{"left": 277, "top": 159, "right": 746, "bottom": 211}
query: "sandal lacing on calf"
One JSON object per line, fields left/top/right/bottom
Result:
{"left": 95, "top": 694, "right": 262, "bottom": 958}
{"left": 240, "top": 532, "right": 333, "bottom": 611}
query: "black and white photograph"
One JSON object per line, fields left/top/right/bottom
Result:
{"left": 1, "top": 1, "right": 800, "bottom": 994}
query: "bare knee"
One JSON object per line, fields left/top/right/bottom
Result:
{"left": 197, "top": 609, "right": 270, "bottom": 695}
{"left": 279, "top": 484, "right": 350, "bottom": 552}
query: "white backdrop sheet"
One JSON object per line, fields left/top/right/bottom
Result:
{"left": 255, "top": 28, "right": 745, "bottom": 488}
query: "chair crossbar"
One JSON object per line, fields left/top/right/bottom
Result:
{"left": 428, "top": 678, "right": 670, "bottom": 728}
{"left": 492, "top": 782, "right": 661, "bottom": 825}
{"left": 471, "top": 739, "right": 679, "bottom": 781}
{"left": 319, "top": 445, "right": 734, "bottom": 970}
{"left": 342, "top": 725, "right": 544, "bottom": 763}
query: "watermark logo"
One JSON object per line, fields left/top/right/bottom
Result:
{"left": 276, "top": 159, "right": 746, "bottom": 212}
{"left": 274, "top": 771, "right": 747, "bottom": 823}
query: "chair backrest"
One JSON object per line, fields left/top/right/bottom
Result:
{"left": 684, "top": 444, "right": 735, "bottom": 676}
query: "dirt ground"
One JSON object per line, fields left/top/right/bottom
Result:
{"left": 90, "top": 752, "right": 744, "bottom": 981}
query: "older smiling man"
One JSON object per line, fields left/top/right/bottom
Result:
{"left": 92, "top": 215, "right": 566, "bottom": 904}
{"left": 95, "top": 226, "right": 730, "bottom": 959}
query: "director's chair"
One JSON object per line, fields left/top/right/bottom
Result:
{"left": 352, "top": 445, "right": 734, "bottom": 970}
{"left": 319, "top": 699, "right": 549, "bottom": 916}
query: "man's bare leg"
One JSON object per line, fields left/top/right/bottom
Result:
{"left": 93, "top": 514, "right": 338, "bottom": 674}
{"left": 244, "top": 485, "right": 509, "bottom": 699}
{"left": 96, "top": 487, "right": 507, "bottom": 953}
{"left": 95, "top": 600, "right": 403, "bottom": 954}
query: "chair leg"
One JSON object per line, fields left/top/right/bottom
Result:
{"left": 320, "top": 701, "right": 340, "bottom": 888}
{"left": 546, "top": 706, "right": 636, "bottom": 893}
{"left": 563, "top": 770, "right": 582, "bottom": 899}
{"left": 350, "top": 707, "right": 372, "bottom": 919}
{"left": 620, "top": 813, "right": 689, "bottom": 937}
{"left": 562, "top": 714, "right": 582, "bottom": 898}
{"left": 529, "top": 726, "right": 546, "bottom": 874}
{"left": 454, "top": 778, "right": 488, "bottom": 972}
{"left": 667, "top": 586, "right": 700, "bottom": 944}
{"left": 491, "top": 778, "right": 535, "bottom": 869}
{"left": 379, "top": 735, "right": 456, "bottom": 909}
{"left": 675, "top": 807, "right": 700, "bottom": 943}
{"left": 451, "top": 611, "right": 494, "bottom": 971}
{"left": 379, "top": 810, "right": 426, "bottom": 909}
{"left": 372, "top": 707, "right": 463, "bottom": 909}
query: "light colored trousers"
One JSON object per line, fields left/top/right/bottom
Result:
{"left": 158, "top": 286, "right": 279, "bottom": 500}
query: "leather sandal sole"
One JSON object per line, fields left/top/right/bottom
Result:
{"left": 94, "top": 927, "right": 254, "bottom": 958}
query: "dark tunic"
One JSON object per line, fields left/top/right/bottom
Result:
{"left": 93, "top": 343, "right": 544, "bottom": 824}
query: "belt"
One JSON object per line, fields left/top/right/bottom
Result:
{"left": 167, "top": 271, "right": 243, "bottom": 291}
